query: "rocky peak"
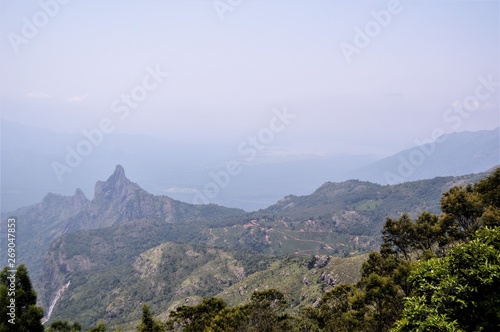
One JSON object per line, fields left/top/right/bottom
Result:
{"left": 68, "top": 188, "right": 90, "bottom": 210}
{"left": 40, "top": 191, "right": 86, "bottom": 210}
{"left": 73, "top": 188, "right": 88, "bottom": 204}
{"left": 93, "top": 165, "right": 142, "bottom": 202}
{"left": 110, "top": 164, "right": 126, "bottom": 182}
{"left": 42, "top": 192, "right": 64, "bottom": 205}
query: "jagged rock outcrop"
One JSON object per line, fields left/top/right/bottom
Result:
{"left": 93, "top": 165, "right": 134, "bottom": 202}
{"left": 9, "top": 165, "right": 244, "bottom": 312}
{"left": 320, "top": 272, "right": 339, "bottom": 286}
{"left": 311, "top": 255, "right": 330, "bottom": 269}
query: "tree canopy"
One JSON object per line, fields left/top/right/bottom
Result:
{"left": 0, "top": 264, "right": 44, "bottom": 332}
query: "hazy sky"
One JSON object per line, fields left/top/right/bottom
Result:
{"left": 1, "top": 0, "right": 499, "bottom": 156}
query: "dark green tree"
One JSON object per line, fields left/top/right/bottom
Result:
{"left": 315, "top": 284, "right": 364, "bottom": 332}
{"left": 0, "top": 264, "right": 44, "bottom": 332}
{"left": 382, "top": 214, "right": 415, "bottom": 260}
{"left": 475, "top": 168, "right": 500, "bottom": 228}
{"left": 136, "top": 304, "right": 163, "bottom": 332}
{"left": 47, "top": 320, "right": 82, "bottom": 332}
{"left": 440, "top": 185, "right": 484, "bottom": 241}
{"left": 166, "top": 290, "right": 296, "bottom": 332}
{"left": 165, "top": 297, "right": 226, "bottom": 332}
{"left": 413, "top": 211, "right": 442, "bottom": 257}
{"left": 245, "top": 289, "right": 292, "bottom": 332}
{"left": 359, "top": 250, "right": 411, "bottom": 332}
{"left": 207, "top": 306, "right": 252, "bottom": 332}
{"left": 475, "top": 168, "right": 500, "bottom": 208}
{"left": 87, "top": 321, "right": 107, "bottom": 332}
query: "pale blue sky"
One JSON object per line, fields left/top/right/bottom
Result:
{"left": 1, "top": 0, "right": 499, "bottom": 156}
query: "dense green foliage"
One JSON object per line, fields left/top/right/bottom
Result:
{"left": 46, "top": 320, "right": 82, "bottom": 332}
{"left": 165, "top": 289, "right": 298, "bottom": 332}
{"left": 392, "top": 227, "right": 500, "bottom": 331}
{"left": 0, "top": 264, "right": 44, "bottom": 332}
{"left": 392, "top": 169, "right": 500, "bottom": 332}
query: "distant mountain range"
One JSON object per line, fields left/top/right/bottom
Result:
{"left": 350, "top": 128, "right": 499, "bottom": 184}
{"left": 1, "top": 120, "right": 498, "bottom": 212}
{"left": 1, "top": 164, "right": 493, "bottom": 329}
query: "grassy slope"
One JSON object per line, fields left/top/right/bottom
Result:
{"left": 116, "top": 252, "right": 367, "bottom": 331}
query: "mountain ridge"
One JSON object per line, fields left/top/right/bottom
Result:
{"left": 4, "top": 165, "right": 244, "bottom": 283}
{"left": 350, "top": 128, "right": 499, "bottom": 184}
{"left": 2, "top": 121, "right": 498, "bottom": 212}
{"left": 1, "top": 164, "right": 496, "bottom": 329}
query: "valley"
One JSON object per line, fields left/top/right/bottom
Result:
{"left": 1, "top": 2, "right": 498, "bottom": 330}
{"left": 1, "top": 164, "right": 491, "bottom": 329}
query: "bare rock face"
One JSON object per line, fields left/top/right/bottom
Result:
{"left": 94, "top": 165, "right": 139, "bottom": 202}
{"left": 314, "top": 255, "right": 330, "bottom": 268}
{"left": 63, "top": 165, "right": 188, "bottom": 232}
{"left": 320, "top": 272, "right": 338, "bottom": 286}
{"left": 308, "top": 255, "right": 330, "bottom": 269}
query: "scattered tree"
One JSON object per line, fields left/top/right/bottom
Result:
{"left": 137, "top": 304, "right": 163, "bottom": 332}
{"left": 88, "top": 321, "right": 107, "bottom": 332}
{"left": 382, "top": 214, "right": 414, "bottom": 260}
{"left": 47, "top": 320, "right": 82, "bottom": 332}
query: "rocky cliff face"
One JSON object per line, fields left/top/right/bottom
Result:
{"left": 94, "top": 165, "right": 134, "bottom": 202}
{"left": 10, "top": 188, "right": 89, "bottom": 282}
{"left": 64, "top": 165, "right": 177, "bottom": 231}
{"left": 8, "top": 165, "right": 244, "bottom": 313}
{"left": 60, "top": 165, "right": 242, "bottom": 232}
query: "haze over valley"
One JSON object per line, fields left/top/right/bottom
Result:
{"left": 0, "top": 0, "right": 499, "bottom": 331}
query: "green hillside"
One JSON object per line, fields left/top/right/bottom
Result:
{"left": 2, "top": 165, "right": 492, "bottom": 330}
{"left": 157, "top": 167, "right": 500, "bottom": 332}
{"left": 45, "top": 229, "right": 368, "bottom": 330}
